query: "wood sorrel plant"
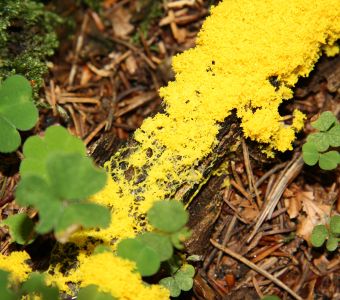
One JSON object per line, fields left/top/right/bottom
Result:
{"left": 302, "top": 111, "right": 340, "bottom": 170}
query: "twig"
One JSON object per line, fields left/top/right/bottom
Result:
{"left": 210, "top": 239, "right": 303, "bottom": 300}
{"left": 247, "top": 155, "right": 304, "bottom": 243}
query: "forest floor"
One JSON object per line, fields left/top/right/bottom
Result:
{"left": 1, "top": 1, "right": 339, "bottom": 299}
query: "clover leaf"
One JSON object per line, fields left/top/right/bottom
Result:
{"left": 21, "top": 273, "right": 59, "bottom": 300}
{"left": 318, "top": 151, "right": 340, "bottom": 171}
{"left": 302, "top": 142, "right": 319, "bottom": 166}
{"left": 160, "top": 264, "right": 195, "bottom": 297}
{"left": 311, "top": 111, "right": 336, "bottom": 131}
{"left": 2, "top": 213, "right": 35, "bottom": 245}
{"left": 20, "top": 125, "right": 86, "bottom": 179}
{"left": 326, "top": 235, "right": 339, "bottom": 252}
{"left": 310, "top": 224, "right": 328, "bottom": 247}
{"left": 147, "top": 201, "right": 188, "bottom": 233}
{"left": 0, "top": 270, "right": 17, "bottom": 300}
{"left": 0, "top": 75, "right": 38, "bottom": 153}
{"left": 306, "top": 132, "right": 329, "bottom": 152}
{"left": 78, "top": 285, "right": 117, "bottom": 300}
{"left": 116, "top": 238, "right": 160, "bottom": 276}
{"left": 15, "top": 153, "right": 110, "bottom": 240}
{"left": 327, "top": 124, "right": 340, "bottom": 147}
{"left": 330, "top": 215, "right": 340, "bottom": 234}
{"left": 136, "top": 232, "right": 173, "bottom": 261}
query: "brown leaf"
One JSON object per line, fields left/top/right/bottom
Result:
{"left": 296, "top": 191, "right": 331, "bottom": 242}
{"left": 111, "top": 7, "right": 134, "bottom": 39}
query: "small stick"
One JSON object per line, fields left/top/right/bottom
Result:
{"left": 210, "top": 239, "right": 303, "bottom": 300}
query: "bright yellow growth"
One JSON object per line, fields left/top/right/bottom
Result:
{"left": 47, "top": 0, "right": 340, "bottom": 298}
{"left": 0, "top": 251, "right": 31, "bottom": 281}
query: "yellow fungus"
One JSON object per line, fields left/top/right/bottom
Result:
{"left": 42, "top": 0, "right": 340, "bottom": 297}
{"left": 0, "top": 251, "right": 31, "bottom": 281}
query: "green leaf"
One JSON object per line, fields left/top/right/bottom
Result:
{"left": 56, "top": 202, "right": 111, "bottom": 234}
{"left": 171, "top": 227, "right": 191, "bottom": 249}
{"left": 2, "top": 213, "right": 35, "bottom": 245}
{"left": 306, "top": 133, "right": 329, "bottom": 152}
{"left": 174, "top": 274, "right": 193, "bottom": 292}
{"left": 0, "top": 270, "right": 17, "bottom": 300}
{"left": 147, "top": 201, "right": 188, "bottom": 233}
{"left": 327, "top": 124, "right": 340, "bottom": 147}
{"left": 311, "top": 224, "right": 328, "bottom": 247}
{"left": 0, "top": 75, "right": 38, "bottom": 153}
{"left": 94, "top": 245, "right": 112, "bottom": 255}
{"left": 319, "top": 151, "right": 340, "bottom": 170}
{"left": 330, "top": 215, "right": 340, "bottom": 234}
{"left": 261, "top": 296, "right": 281, "bottom": 300}
{"left": 173, "top": 264, "right": 195, "bottom": 292}
{"left": 47, "top": 153, "right": 107, "bottom": 200}
{"left": 0, "top": 117, "right": 21, "bottom": 153}
{"left": 21, "top": 272, "right": 59, "bottom": 300}
{"left": 302, "top": 142, "right": 319, "bottom": 166}
{"left": 326, "top": 235, "right": 338, "bottom": 252}
{"left": 137, "top": 232, "right": 173, "bottom": 262}
{"left": 20, "top": 125, "right": 86, "bottom": 179}
{"left": 178, "top": 264, "right": 195, "bottom": 278}
{"left": 159, "top": 277, "right": 181, "bottom": 297}
{"left": 15, "top": 175, "right": 58, "bottom": 208}
{"left": 78, "top": 285, "right": 117, "bottom": 300}
{"left": 311, "top": 111, "right": 336, "bottom": 131}
{"left": 35, "top": 200, "right": 63, "bottom": 234}
{"left": 117, "top": 238, "right": 160, "bottom": 276}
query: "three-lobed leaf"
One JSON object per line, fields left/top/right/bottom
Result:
{"left": 311, "top": 111, "right": 336, "bottom": 131}
{"left": 21, "top": 273, "right": 59, "bottom": 300}
{"left": 15, "top": 152, "right": 110, "bottom": 239}
{"left": 159, "top": 277, "right": 181, "bottom": 297}
{"left": 20, "top": 126, "right": 86, "bottom": 179}
{"left": 306, "top": 132, "right": 329, "bottom": 152}
{"left": 0, "top": 75, "right": 38, "bottom": 153}
{"left": 147, "top": 201, "right": 188, "bottom": 233}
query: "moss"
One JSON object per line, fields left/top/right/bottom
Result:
{"left": 0, "top": 0, "right": 61, "bottom": 94}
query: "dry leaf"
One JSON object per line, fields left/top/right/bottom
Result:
{"left": 111, "top": 6, "right": 134, "bottom": 39}
{"left": 125, "top": 55, "right": 138, "bottom": 75}
{"left": 296, "top": 191, "right": 331, "bottom": 242}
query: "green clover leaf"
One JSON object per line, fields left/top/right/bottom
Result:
{"left": 20, "top": 125, "right": 86, "bottom": 179}
{"left": 0, "top": 270, "right": 17, "bottom": 300}
{"left": 327, "top": 124, "right": 340, "bottom": 147}
{"left": 21, "top": 273, "right": 59, "bottom": 300}
{"left": 171, "top": 227, "right": 191, "bottom": 249}
{"left": 0, "top": 75, "right": 38, "bottom": 153}
{"left": 15, "top": 153, "right": 110, "bottom": 239}
{"left": 330, "top": 215, "right": 340, "bottom": 235}
{"left": 306, "top": 132, "right": 329, "bottom": 152}
{"left": 147, "top": 201, "right": 188, "bottom": 233}
{"left": 116, "top": 238, "right": 161, "bottom": 276}
{"left": 159, "top": 277, "right": 181, "bottom": 297}
{"left": 78, "top": 285, "right": 117, "bottom": 300}
{"left": 318, "top": 151, "right": 340, "bottom": 170}
{"left": 311, "top": 111, "right": 336, "bottom": 131}
{"left": 137, "top": 232, "right": 173, "bottom": 261}
{"left": 261, "top": 296, "right": 281, "bottom": 300}
{"left": 310, "top": 224, "right": 328, "bottom": 247}
{"left": 302, "top": 142, "right": 319, "bottom": 166}
{"left": 2, "top": 213, "right": 35, "bottom": 245}
{"left": 326, "top": 235, "right": 339, "bottom": 252}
